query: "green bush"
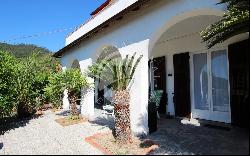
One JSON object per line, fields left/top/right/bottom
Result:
{"left": 15, "top": 53, "right": 60, "bottom": 118}
{"left": 45, "top": 68, "right": 90, "bottom": 117}
{"left": 0, "top": 50, "right": 61, "bottom": 119}
{"left": 62, "top": 69, "right": 89, "bottom": 93}
{"left": 0, "top": 51, "right": 18, "bottom": 118}
{"left": 44, "top": 71, "right": 64, "bottom": 109}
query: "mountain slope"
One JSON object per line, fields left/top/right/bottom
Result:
{"left": 0, "top": 43, "right": 52, "bottom": 58}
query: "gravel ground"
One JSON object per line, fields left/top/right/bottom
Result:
{"left": 2, "top": 109, "right": 246, "bottom": 155}
{"left": 0, "top": 109, "right": 114, "bottom": 155}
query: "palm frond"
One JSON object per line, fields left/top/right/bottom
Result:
{"left": 201, "top": 0, "right": 249, "bottom": 48}
{"left": 87, "top": 52, "right": 143, "bottom": 91}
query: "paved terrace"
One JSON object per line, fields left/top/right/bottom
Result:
{"left": 0, "top": 110, "right": 248, "bottom": 155}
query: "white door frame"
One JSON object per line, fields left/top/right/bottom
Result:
{"left": 190, "top": 47, "right": 231, "bottom": 123}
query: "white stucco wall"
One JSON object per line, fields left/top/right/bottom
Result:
{"left": 60, "top": 0, "right": 233, "bottom": 135}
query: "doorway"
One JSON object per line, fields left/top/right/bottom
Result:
{"left": 229, "top": 39, "right": 249, "bottom": 128}
{"left": 191, "top": 50, "right": 231, "bottom": 123}
{"left": 95, "top": 79, "right": 105, "bottom": 109}
{"left": 173, "top": 52, "right": 191, "bottom": 117}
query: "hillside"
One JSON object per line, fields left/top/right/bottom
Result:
{"left": 0, "top": 42, "right": 52, "bottom": 58}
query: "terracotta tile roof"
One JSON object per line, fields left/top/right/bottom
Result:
{"left": 90, "top": 0, "right": 113, "bottom": 16}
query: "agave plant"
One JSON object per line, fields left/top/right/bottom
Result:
{"left": 88, "top": 53, "right": 143, "bottom": 143}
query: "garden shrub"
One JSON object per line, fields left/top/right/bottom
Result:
{"left": 15, "top": 53, "right": 60, "bottom": 118}
{"left": 44, "top": 71, "right": 64, "bottom": 109}
{"left": 0, "top": 50, "right": 61, "bottom": 119}
{"left": 44, "top": 68, "right": 90, "bottom": 117}
{"left": 0, "top": 51, "right": 18, "bottom": 118}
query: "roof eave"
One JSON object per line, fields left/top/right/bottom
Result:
{"left": 53, "top": 0, "right": 150, "bottom": 58}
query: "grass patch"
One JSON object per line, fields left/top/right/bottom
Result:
{"left": 55, "top": 115, "right": 88, "bottom": 127}
{"left": 87, "top": 133, "right": 159, "bottom": 155}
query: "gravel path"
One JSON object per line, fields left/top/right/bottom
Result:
{"left": 0, "top": 110, "right": 114, "bottom": 155}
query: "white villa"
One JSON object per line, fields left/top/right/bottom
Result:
{"left": 54, "top": 0, "right": 249, "bottom": 136}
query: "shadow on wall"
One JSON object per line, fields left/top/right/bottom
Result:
{"left": 0, "top": 142, "right": 3, "bottom": 150}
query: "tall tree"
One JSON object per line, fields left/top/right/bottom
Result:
{"left": 201, "top": 0, "right": 249, "bottom": 48}
{"left": 88, "top": 52, "right": 143, "bottom": 144}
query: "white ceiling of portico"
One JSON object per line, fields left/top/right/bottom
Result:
{"left": 157, "top": 15, "right": 221, "bottom": 43}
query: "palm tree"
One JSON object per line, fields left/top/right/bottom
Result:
{"left": 88, "top": 53, "right": 143, "bottom": 144}
{"left": 63, "top": 69, "right": 90, "bottom": 118}
{"left": 46, "top": 68, "right": 89, "bottom": 118}
{"left": 201, "top": 0, "right": 249, "bottom": 48}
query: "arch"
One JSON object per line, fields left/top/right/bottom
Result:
{"left": 148, "top": 8, "right": 225, "bottom": 55}
{"left": 92, "top": 45, "right": 121, "bottom": 63}
{"left": 71, "top": 59, "right": 80, "bottom": 69}
{"left": 91, "top": 45, "right": 121, "bottom": 109}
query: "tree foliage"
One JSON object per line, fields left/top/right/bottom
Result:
{"left": 15, "top": 53, "right": 60, "bottom": 117}
{"left": 0, "top": 49, "right": 61, "bottom": 119}
{"left": 62, "top": 69, "right": 89, "bottom": 93}
{"left": 201, "top": 0, "right": 249, "bottom": 48}
{"left": 45, "top": 68, "right": 89, "bottom": 94}
{"left": 44, "top": 71, "right": 64, "bottom": 109}
{"left": 0, "top": 51, "right": 18, "bottom": 118}
{"left": 44, "top": 68, "right": 89, "bottom": 117}
{"left": 0, "top": 42, "right": 52, "bottom": 58}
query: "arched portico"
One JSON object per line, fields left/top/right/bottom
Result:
{"left": 148, "top": 8, "right": 224, "bottom": 56}
{"left": 147, "top": 7, "right": 242, "bottom": 127}
{"left": 60, "top": 0, "right": 245, "bottom": 135}
{"left": 92, "top": 45, "right": 121, "bottom": 118}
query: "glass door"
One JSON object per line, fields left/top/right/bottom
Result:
{"left": 193, "top": 53, "right": 209, "bottom": 111}
{"left": 211, "top": 50, "right": 230, "bottom": 113}
{"left": 191, "top": 50, "right": 231, "bottom": 123}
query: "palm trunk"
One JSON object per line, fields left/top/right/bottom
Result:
{"left": 68, "top": 91, "right": 78, "bottom": 117}
{"left": 113, "top": 90, "right": 132, "bottom": 144}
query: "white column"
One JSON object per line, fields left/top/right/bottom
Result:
{"left": 119, "top": 40, "right": 149, "bottom": 137}
{"left": 79, "top": 59, "right": 95, "bottom": 117}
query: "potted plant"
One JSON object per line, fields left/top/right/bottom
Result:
{"left": 87, "top": 53, "right": 143, "bottom": 143}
